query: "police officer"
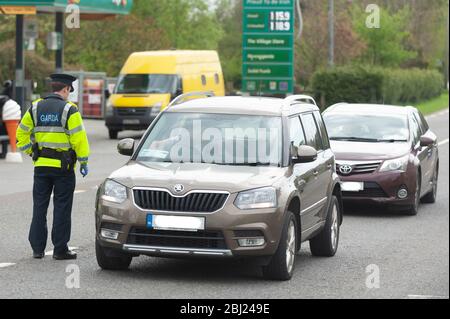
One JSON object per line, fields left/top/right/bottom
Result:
{"left": 16, "top": 74, "right": 90, "bottom": 260}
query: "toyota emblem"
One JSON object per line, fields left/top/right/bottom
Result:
{"left": 339, "top": 164, "right": 353, "bottom": 175}
{"left": 173, "top": 184, "right": 184, "bottom": 193}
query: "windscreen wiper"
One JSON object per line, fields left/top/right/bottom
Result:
{"left": 213, "top": 162, "right": 275, "bottom": 167}
{"left": 376, "top": 139, "right": 408, "bottom": 143}
{"left": 330, "top": 137, "right": 380, "bottom": 142}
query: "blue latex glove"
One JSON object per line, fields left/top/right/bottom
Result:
{"left": 80, "top": 164, "right": 89, "bottom": 178}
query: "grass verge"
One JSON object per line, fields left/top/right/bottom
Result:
{"left": 410, "top": 92, "right": 449, "bottom": 115}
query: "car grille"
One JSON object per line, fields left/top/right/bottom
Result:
{"left": 337, "top": 161, "right": 381, "bottom": 176}
{"left": 117, "top": 108, "right": 147, "bottom": 117}
{"left": 133, "top": 189, "right": 229, "bottom": 213}
{"left": 127, "top": 228, "right": 227, "bottom": 249}
{"left": 342, "top": 182, "right": 389, "bottom": 198}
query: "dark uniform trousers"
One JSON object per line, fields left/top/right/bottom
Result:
{"left": 29, "top": 167, "right": 76, "bottom": 255}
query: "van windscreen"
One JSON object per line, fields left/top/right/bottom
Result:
{"left": 116, "top": 74, "right": 177, "bottom": 94}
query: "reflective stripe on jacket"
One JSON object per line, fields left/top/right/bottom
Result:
{"left": 16, "top": 94, "right": 90, "bottom": 169}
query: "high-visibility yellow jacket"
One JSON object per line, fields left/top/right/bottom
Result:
{"left": 16, "top": 94, "right": 90, "bottom": 169}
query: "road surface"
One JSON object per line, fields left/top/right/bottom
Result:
{"left": 0, "top": 109, "right": 448, "bottom": 299}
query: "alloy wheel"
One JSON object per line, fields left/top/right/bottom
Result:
{"left": 330, "top": 203, "right": 339, "bottom": 251}
{"left": 286, "top": 221, "right": 296, "bottom": 274}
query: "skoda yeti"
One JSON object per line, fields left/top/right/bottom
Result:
{"left": 95, "top": 94, "right": 343, "bottom": 280}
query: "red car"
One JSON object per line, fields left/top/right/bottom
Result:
{"left": 323, "top": 104, "right": 439, "bottom": 215}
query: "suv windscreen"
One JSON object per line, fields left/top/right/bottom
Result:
{"left": 115, "top": 74, "right": 178, "bottom": 94}
{"left": 136, "top": 112, "right": 282, "bottom": 166}
{"left": 323, "top": 113, "right": 409, "bottom": 142}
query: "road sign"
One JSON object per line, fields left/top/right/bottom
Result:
{"left": 242, "top": 0, "right": 295, "bottom": 95}
{"left": 0, "top": 6, "right": 36, "bottom": 15}
{"left": 24, "top": 19, "right": 38, "bottom": 39}
{"left": 47, "top": 32, "right": 62, "bottom": 51}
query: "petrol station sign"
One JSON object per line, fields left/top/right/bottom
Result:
{"left": 242, "top": 0, "right": 295, "bottom": 95}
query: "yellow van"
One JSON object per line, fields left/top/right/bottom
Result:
{"left": 105, "top": 50, "right": 225, "bottom": 139}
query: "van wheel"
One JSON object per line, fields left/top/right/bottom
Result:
{"left": 310, "top": 196, "right": 340, "bottom": 257}
{"left": 262, "top": 211, "right": 297, "bottom": 281}
{"left": 96, "top": 240, "right": 132, "bottom": 270}
{"left": 109, "top": 129, "right": 119, "bottom": 140}
{"left": 421, "top": 164, "right": 439, "bottom": 204}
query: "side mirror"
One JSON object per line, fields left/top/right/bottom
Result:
{"left": 118, "top": 138, "right": 135, "bottom": 156}
{"left": 105, "top": 90, "right": 111, "bottom": 100}
{"left": 420, "top": 135, "right": 435, "bottom": 147}
{"left": 292, "top": 145, "right": 318, "bottom": 164}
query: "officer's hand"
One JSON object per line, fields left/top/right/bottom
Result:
{"left": 80, "top": 164, "right": 89, "bottom": 178}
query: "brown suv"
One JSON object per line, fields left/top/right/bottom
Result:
{"left": 95, "top": 94, "right": 343, "bottom": 280}
{"left": 323, "top": 104, "right": 439, "bottom": 215}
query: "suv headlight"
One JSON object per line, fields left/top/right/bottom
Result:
{"left": 379, "top": 155, "right": 410, "bottom": 173}
{"left": 102, "top": 180, "right": 128, "bottom": 203}
{"left": 234, "top": 187, "right": 277, "bottom": 210}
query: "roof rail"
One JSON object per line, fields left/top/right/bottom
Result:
{"left": 283, "top": 95, "right": 317, "bottom": 107}
{"left": 167, "top": 91, "right": 215, "bottom": 108}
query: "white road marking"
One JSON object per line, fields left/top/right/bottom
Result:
{"left": 426, "top": 108, "right": 449, "bottom": 119}
{"left": 408, "top": 294, "right": 449, "bottom": 299}
{"left": 0, "top": 263, "right": 16, "bottom": 269}
{"left": 438, "top": 138, "right": 449, "bottom": 147}
{"left": 45, "top": 246, "right": 79, "bottom": 257}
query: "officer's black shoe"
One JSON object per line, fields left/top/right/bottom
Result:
{"left": 33, "top": 252, "right": 45, "bottom": 259}
{"left": 53, "top": 250, "right": 77, "bottom": 260}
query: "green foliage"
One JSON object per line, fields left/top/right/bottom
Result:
{"left": 1, "top": 0, "right": 448, "bottom": 93}
{"left": 312, "top": 66, "right": 383, "bottom": 107}
{"left": 0, "top": 41, "right": 54, "bottom": 94}
{"left": 133, "top": 0, "right": 223, "bottom": 50}
{"left": 381, "top": 68, "right": 444, "bottom": 104}
{"left": 415, "top": 92, "right": 449, "bottom": 115}
{"left": 312, "top": 66, "right": 444, "bottom": 108}
{"left": 352, "top": 5, "right": 417, "bottom": 67}
{"left": 216, "top": 0, "right": 242, "bottom": 90}
{"left": 64, "top": 14, "right": 170, "bottom": 76}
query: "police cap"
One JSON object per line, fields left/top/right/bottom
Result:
{"left": 50, "top": 73, "right": 77, "bottom": 92}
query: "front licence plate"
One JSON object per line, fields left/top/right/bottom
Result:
{"left": 341, "top": 182, "right": 364, "bottom": 192}
{"left": 147, "top": 214, "right": 205, "bottom": 232}
{"left": 123, "top": 119, "right": 140, "bottom": 125}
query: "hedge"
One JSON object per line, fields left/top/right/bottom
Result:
{"left": 311, "top": 66, "right": 444, "bottom": 108}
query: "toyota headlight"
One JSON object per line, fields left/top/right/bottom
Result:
{"left": 102, "top": 180, "right": 128, "bottom": 203}
{"left": 234, "top": 187, "right": 277, "bottom": 210}
{"left": 379, "top": 155, "right": 410, "bottom": 173}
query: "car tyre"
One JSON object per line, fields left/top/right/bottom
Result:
{"left": 309, "top": 196, "right": 340, "bottom": 257}
{"left": 96, "top": 239, "right": 132, "bottom": 270}
{"left": 406, "top": 174, "right": 421, "bottom": 216}
{"left": 421, "top": 163, "right": 439, "bottom": 204}
{"left": 262, "top": 211, "right": 297, "bottom": 281}
{"left": 109, "top": 129, "right": 119, "bottom": 140}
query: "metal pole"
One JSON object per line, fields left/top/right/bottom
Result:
{"left": 55, "top": 12, "right": 64, "bottom": 73}
{"left": 328, "top": 0, "right": 335, "bottom": 68}
{"left": 444, "top": 5, "right": 449, "bottom": 88}
{"left": 15, "top": 15, "right": 26, "bottom": 114}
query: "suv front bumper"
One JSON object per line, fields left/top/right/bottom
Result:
{"left": 96, "top": 192, "right": 285, "bottom": 259}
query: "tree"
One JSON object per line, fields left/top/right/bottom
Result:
{"left": 295, "top": 0, "right": 365, "bottom": 87}
{"left": 215, "top": 0, "right": 242, "bottom": 91}
{"left": 64, "top": 14, "right": 170, "bottom": 76}
{"left": 352, "top": 4, "right": 417, "bottom": 66}
{"left": 133, "top": 0, "right": 223, "bottom": 50}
